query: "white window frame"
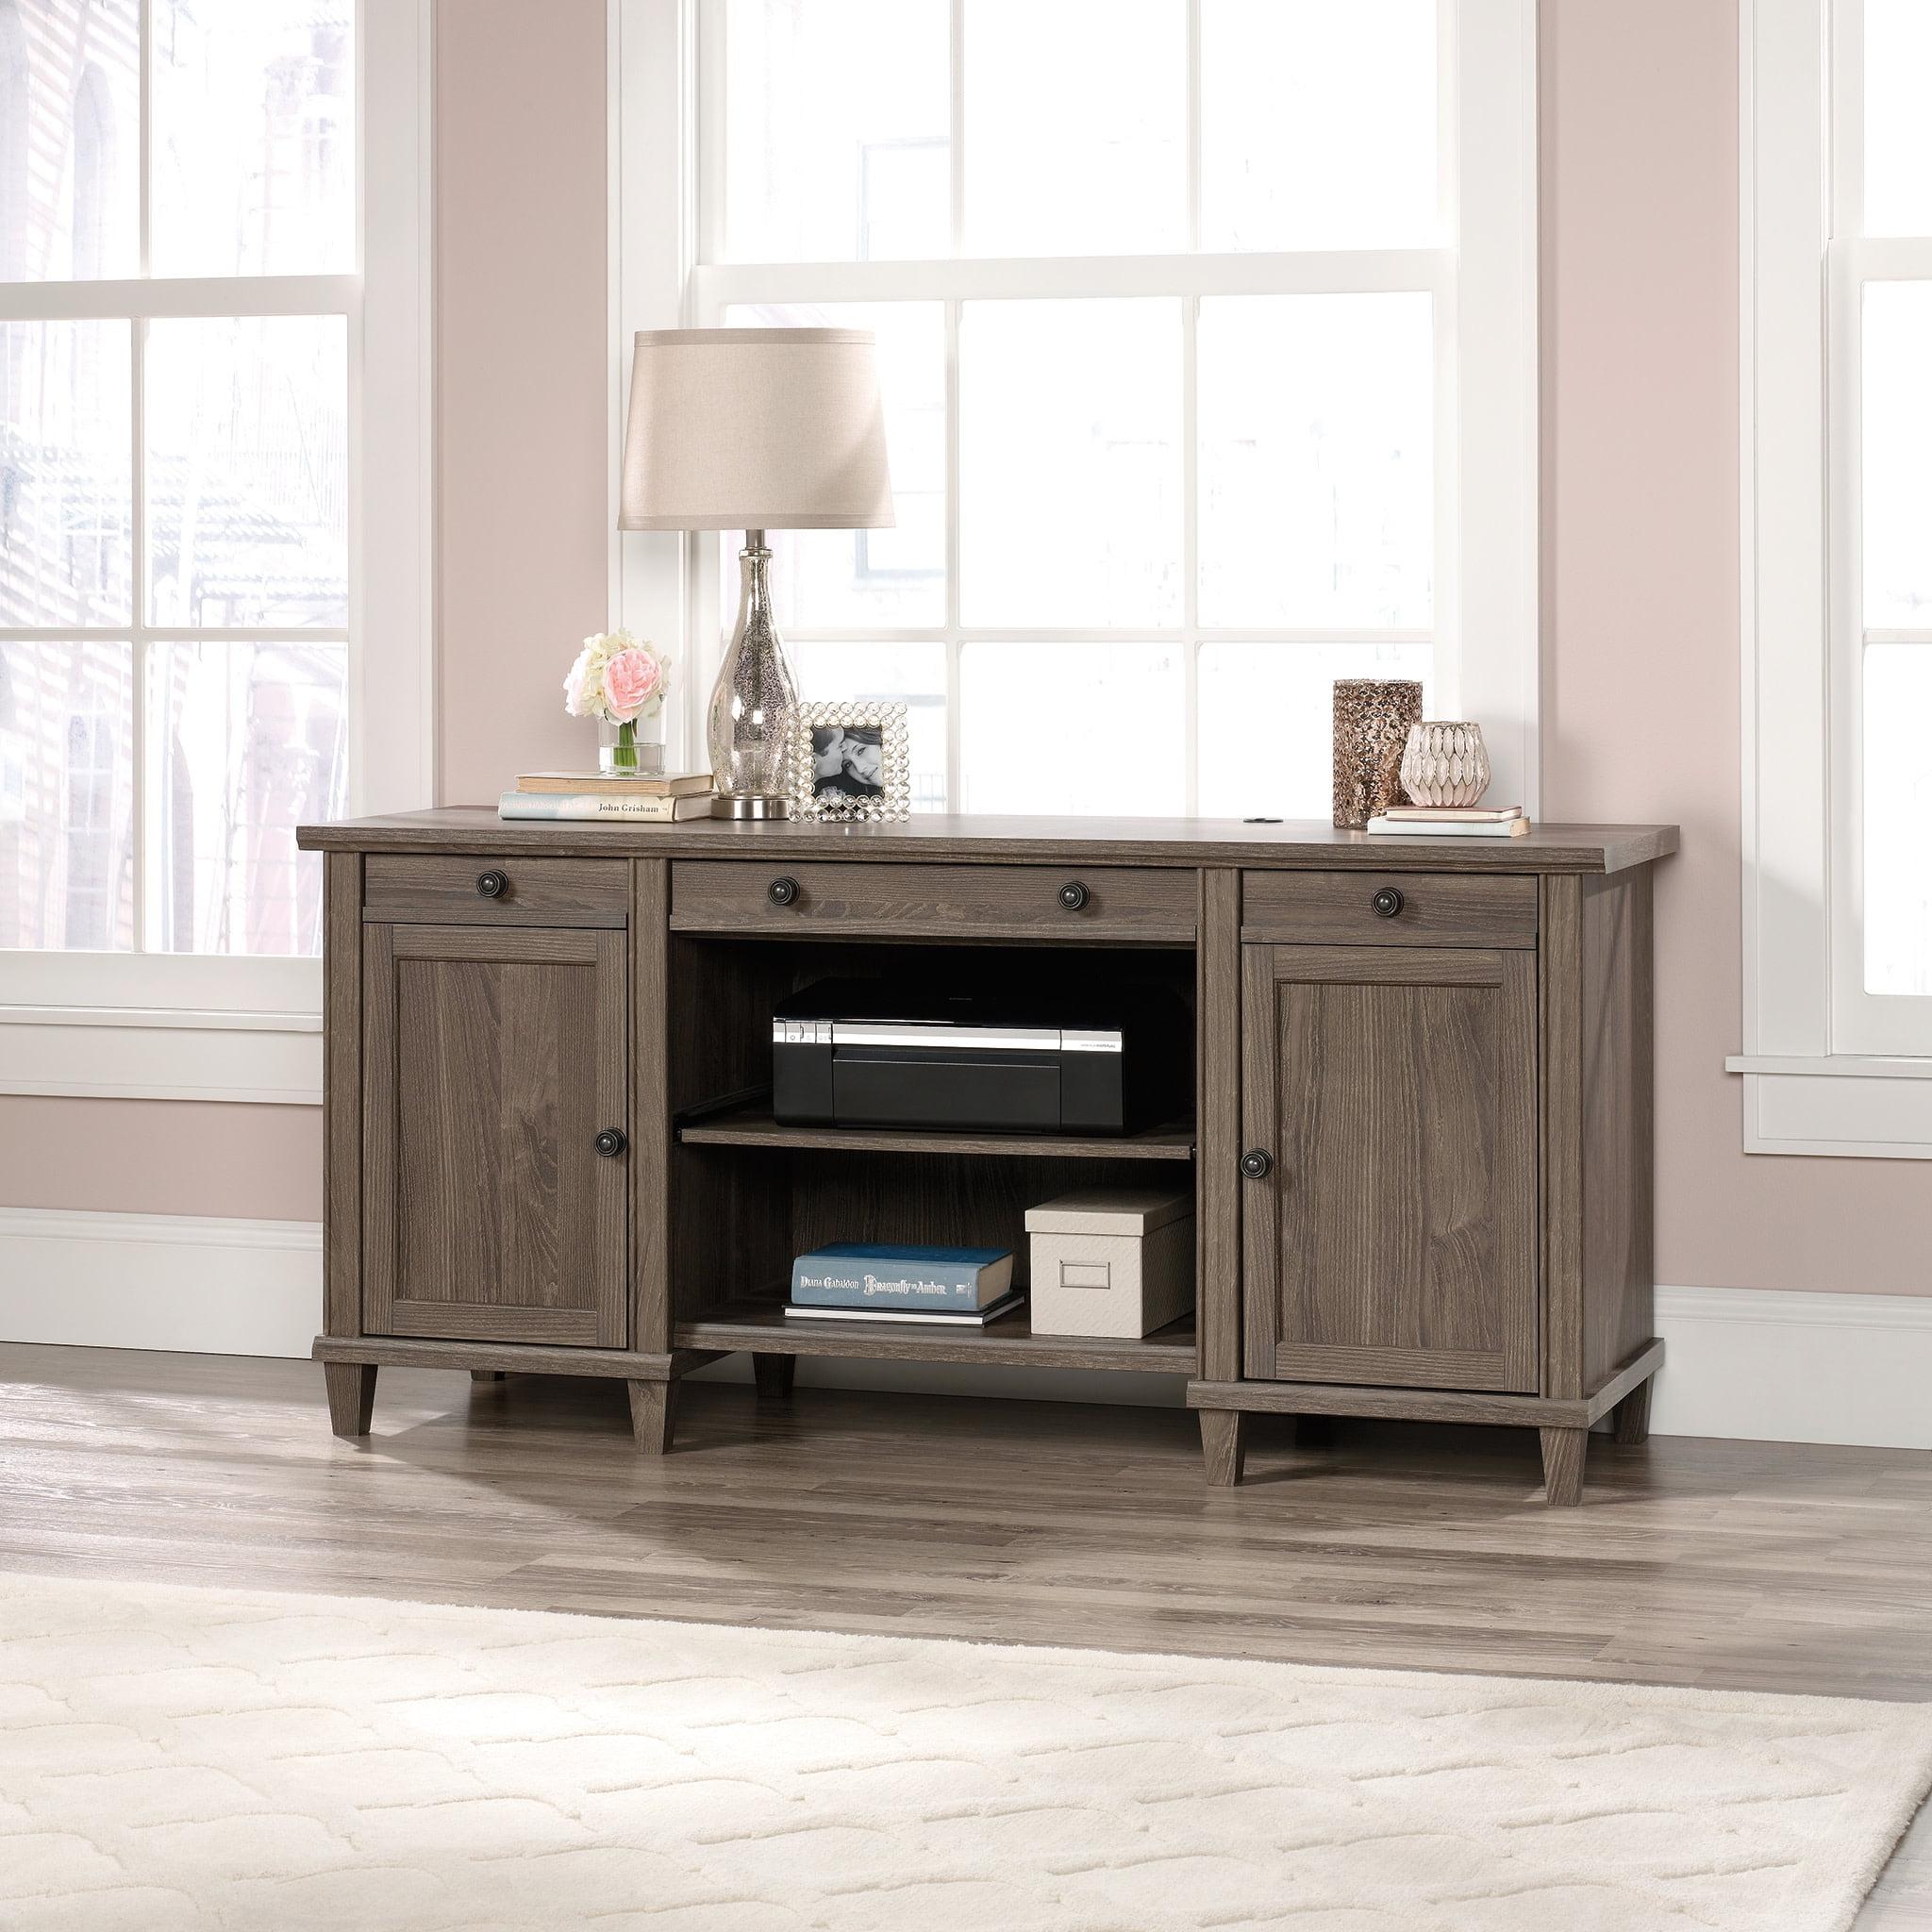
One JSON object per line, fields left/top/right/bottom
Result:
{"left": 1732, "top": 0, "right": 1932, "bottom": 1158}
{"left": 611, "top": 0, "right": 1539, "bottom": 818}
{"left": 0, "top": 0, "right": 433, "bottom": 1106}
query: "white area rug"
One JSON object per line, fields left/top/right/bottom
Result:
{"left": 3, "top": 1572, "right": 1929, "bottom": 1932}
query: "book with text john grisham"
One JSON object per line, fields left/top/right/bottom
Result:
{"left": 790, "top": 1243, "right": 1014, "bottom": 1313}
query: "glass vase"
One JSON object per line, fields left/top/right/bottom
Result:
{"left": 597, "top": 717, "right": 663, "bottom": 776}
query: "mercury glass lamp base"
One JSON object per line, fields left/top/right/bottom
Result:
{"left": 713, "top": 793, "right": 791, "bottom": 821}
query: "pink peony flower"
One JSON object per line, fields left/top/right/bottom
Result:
{"left": 602, "top": 647, "right": 662, "bottom": 723}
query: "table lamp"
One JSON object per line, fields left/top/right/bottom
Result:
{"left": 618, "top": 326, "right": 894, "bottom": 819}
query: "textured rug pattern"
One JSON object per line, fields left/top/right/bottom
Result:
{"left": 3, "top": 1570, "right": 1929, "bottom": 1931}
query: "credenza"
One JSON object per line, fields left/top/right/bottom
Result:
{"left": 295, "top": 809, "right": 1676, "bottom": 1505}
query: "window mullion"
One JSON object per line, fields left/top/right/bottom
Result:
{"left": 1185, "top": 0, "right": 1203, "bottom": 253}
{"left": 948, "top": 0, "right": 965, "bottom": 258}
{"left": 129, "top": 317, "right": 149, "bottom": 954}
{"left": 138, "top": 0, "right": 152, "bottom": 277}
{"left": 944, "top": 293, "right": 962, "bottom": 810}
{"left": 1181, "top": 292, "right": 1199, "bottom": 817}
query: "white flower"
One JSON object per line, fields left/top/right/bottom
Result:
{"left": 563, "top": 630, "right": 674, "bottom": 724}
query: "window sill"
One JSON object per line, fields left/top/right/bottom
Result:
{"left": 1725, "top": 1054, "right": 1932, "bottom": 1159}
{"left": 0, "top": 1005, "right": 323, "bottom": 1107}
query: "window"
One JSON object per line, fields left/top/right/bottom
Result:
{"left": 616, "top": 0, "right": 1538, "bottom": 820}
{"left": 1736, "top": 0, "right": 1932, "bottom": 1156}
{"left": 0, "top": 0, "right": 427, "bottom": 1103}
{"left": 0, "top": 3, "right": 427, "bottom": 1020}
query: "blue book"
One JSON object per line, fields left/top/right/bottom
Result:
{"left": 790, "top": 1243, "right": 1015, "bottom": 1313}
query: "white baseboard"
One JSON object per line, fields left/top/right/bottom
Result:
{"left": 0, "top": 1209, "right": 322, "bottom": 1358}
{"left": 1, "top": 1215, "right": 1926, "bottom": 1453}
{"left": 1649, "top": 1284, "right": 1932, "bottom": 1450}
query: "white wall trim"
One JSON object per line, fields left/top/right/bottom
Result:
{"left": 5, "top": 1220, "right": 1928, "bottom": 1455}
{"left": 1651, "top": 1283, "right": 1932, "bottom": 1448}
{"left": 0, "top": 1009, "right": 323, "bottom": 1105}
{"left": 0, "top": 1209, "right": 322, "bottom": 1357}
{"left": 1735, "top": 0, "right": 1932, "bottom": 1153}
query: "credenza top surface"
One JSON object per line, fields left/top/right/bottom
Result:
{"left": 298, "top": 808, "right": 1677, "bottom": 874}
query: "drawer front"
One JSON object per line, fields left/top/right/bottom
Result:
{"left": 1241, "top": 870, "right": 1537, "bottom": 948}
{"left": 364, "top": 855, "right": 629, "bottom": 926}
{"left": 671, "top": 860, "right": 1197, "bottom": 940}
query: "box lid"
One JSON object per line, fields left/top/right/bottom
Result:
{"left": 1024, "top": 1187, "right": 1194, "bottom": 1237}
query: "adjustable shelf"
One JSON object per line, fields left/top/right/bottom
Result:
{"left": 675, "top": 1105, "right": 1196, "bottom": 1162}
{"left": 675, "top": 1294, "right": 1197, "bottom": 1373}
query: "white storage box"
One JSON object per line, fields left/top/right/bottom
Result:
{"left": 1024, "top": 1188, "right": 1195, "bottom": 1339}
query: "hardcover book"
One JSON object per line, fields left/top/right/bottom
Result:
{"left": 497, "top": 790, "right": 715, "bottom": 823}
{"left": 783, "top": 1289, "right": 1026, "bottom": 1327}
{"left": 790, "top": 1243, "right": 1015, "bottom": 1313}
{"left": 514, "top": 770, "right": 713, "bottom": 797}
{"left": 1365, "top": 813, "right": 1531, "bottom": 839}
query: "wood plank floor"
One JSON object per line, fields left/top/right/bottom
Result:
{"left": 3, "top": 1340, "right": 1929, "bottom": 1925}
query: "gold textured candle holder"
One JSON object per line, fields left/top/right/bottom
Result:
{"left": 1332, "top": 679, "right": 1424, "bottom": 829}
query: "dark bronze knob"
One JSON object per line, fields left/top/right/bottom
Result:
{"left": 768, "top": 875, "right": 800, "bottom": 907}
{"left": 1058, "top": 880, "right": 1091, "bottom": 911}
{"left": 476, "top": 868, "right": 508, "bottom": 899}
{"left": 1239, "top": 1148, "right": 1274, "bottom": 1180}
{"left": 593, "top": 1126, "right": 627, "bottom": 1158}
{"left": 1371, "top": 886, "right": 1405, "bottom": 919}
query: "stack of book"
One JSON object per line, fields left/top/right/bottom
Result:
{"left": 497, "top": 770, "right": 716, "bottom": 823}
{"left": 1365, "top": 804, "right": 1531, "bottom": 840}
{"left": 785, "top": 1243, "right": 1023, "bottom": 1327}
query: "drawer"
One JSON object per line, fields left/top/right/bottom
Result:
{"left": 671, "top": 860, "right": 1197, "bottom": 941}
{"left": 363, "top": 855, "right": 629, "bottom": 926}
{"left": 1241, "top": 870, "right": 1537, "bottom": 948}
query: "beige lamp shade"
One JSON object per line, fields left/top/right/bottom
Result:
{"left": 618, "top": 326, "right": 894, "bottom": 532}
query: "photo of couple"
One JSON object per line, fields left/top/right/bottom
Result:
{"left": 809, "top": 724, "right": 886, "bottom": 802}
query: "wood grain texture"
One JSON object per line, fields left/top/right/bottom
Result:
{"left": 631, "top": 860, "right": 672, "bottom": 1356}
{"left": 1198, "top": 1408, "right": 1246, "bottom": 1486}
{"left": 362, "top": 854, "right": 628, "bottom": 926}
{"left": 1541, "top": 874, "right": 1585, "bottom": 1400}
{"left": 625, "top": 1379, "right": 677, "bottom": 1454}
{"left": 1580, "top": 871, "right": 1657, "bottom": 1389}
{"left": 670, "top": 858, "right": 1197, "bottom": 941}
{"left": 300, "top": 808, "right": 1680, "bottom": 875}
{"left": 676, "top": 1107, "right": 1195, "bottom": 1162}
{"left": 1613, "top": 1378, "right": 1654, "bottom": 1446}
{"left": 1197, "top": 869, "right": 1242, "bottom": 1384}
{"left": 752, "top": 1354, "right": 797, "bottom": 1400}
{"left": 312, "top": 1335, "right": 686, "bottom": 1381}
{"left": 324, "top": 853, "right": 362, "bottom": 1340}
{"left": 1540, "top": 1427, "right": 1588, "bottom": 1507}
{"left": 14, "top": 1342, "right": 1932, "bottom": 1724}
{"left": 675, "top": 1299, "right": 1197, "bottom": 1373}
{"left": 1242, "top": 944, "right": 1538, "bottom": 1393}
{"left": 1240, "top": 870, "right": 1538, "bottom": 949}
{"left": 361, "top": 923, "right": 626, "bottom": 1349}
{"left": 322, "top": 1360, "right": 375, "bottom": 1437}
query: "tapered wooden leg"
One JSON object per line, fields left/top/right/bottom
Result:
{"left": 1293, "top": 1414, "right": 1338, "bottom": 1449}
{"left": 752, "top": 1353, "right": 796, "bottom": 1401}
{"left": 324, "top": 1362, "right": 376, "bottom": 1439}
{"left": 1611, "top": 1378, "right": 1653, "bottom": 1446}
{"left": 1199, "top": 1408, "right": 1247, "bottom": 1487}
{"left": 1539, "top": 1425, "right": 1588, "bottom": 1507}
{"left": 471, "top": 1370, "right": 507, "bottom": 1383}
{"left": 626, "top": 1378, "right": 678, "bottom": 1454}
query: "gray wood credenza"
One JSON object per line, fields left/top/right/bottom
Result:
{"left": 296, "top": 810, "right": 1676, "bottom": 1505}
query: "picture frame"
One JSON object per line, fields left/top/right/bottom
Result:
{"left": 789, "top": 701, "right": 911, "bottom": 823}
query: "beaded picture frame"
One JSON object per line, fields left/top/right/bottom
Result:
{"left": 788, "top": 700, "right": 912, "bottom": 823}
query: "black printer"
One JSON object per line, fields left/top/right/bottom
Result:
{"left": 772, "top": 977, "right": 1188, "bottom": 1135}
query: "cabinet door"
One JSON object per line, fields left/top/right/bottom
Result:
{"left": 363, "top": 923, "right": 627, "bottom": 1346}
{"left": 1241, "top": 944, "right": 1537, "bottom": 1391}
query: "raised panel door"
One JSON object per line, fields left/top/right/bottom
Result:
{"left": 362, "top": 923, "right": 627, "bottom": 1346}
{"left": 1241, "top": 943, "right": 1538, "bottom": 1391}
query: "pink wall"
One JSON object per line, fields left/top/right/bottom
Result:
{"left": 3, "top": 0, "right": 1923, "bottom": 1299}
{"left": 1541, "top": 0, "right": 1924, "bottom": 1295}
{"left": 434, "top": 0, "right": 610, "bottom": 806}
